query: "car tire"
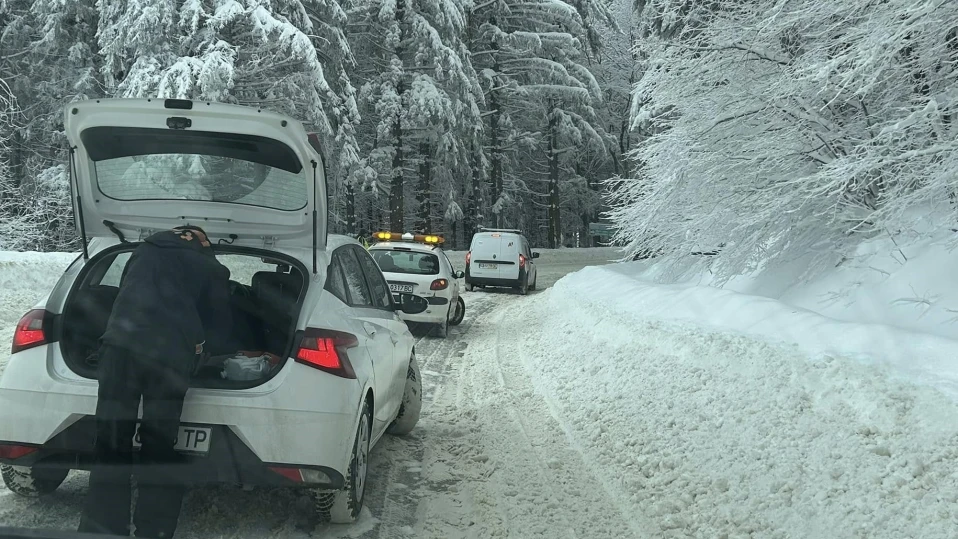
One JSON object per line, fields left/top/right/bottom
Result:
{"left": 0, "top": 464, "right": 68, "bottom": 497}
{"left": 529, "top": 277, "right": 537, "bottom": 291}
{"left": 387, "top": 355, "right": 422, "bottom": 436}
{"left": 313, "top": 399, "right": 372, "bottom": 524}
{"left": 449, "top": 297, "right": 465, "bottom": 326}
{"left": 465, "top": 282, "right": 474, "bottom": 292}
{"left": 518, "top": 279, "right": 528, "bottom": 296}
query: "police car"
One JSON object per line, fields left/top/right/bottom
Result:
{"left": 369, "top": 232, "right": 465, "bottom": 338}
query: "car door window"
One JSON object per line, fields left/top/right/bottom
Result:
{"left": 353, "top": 247, "right": 392, "bottom": 309}
{"left": 338, "top": 249, "right": 373, "bottom": 307}
{"left": 325, "top": 259, "right": 349, "bottom": 304}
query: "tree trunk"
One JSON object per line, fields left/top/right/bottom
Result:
{"left": 489, "top": 27, "right": 503, "bottom": 228}
{"left": 547, "top": 102, "right": 561, "bottom": 249}
{"left": 466, "top": 139, "right": 483, "bottom": 243}
{"left": 389, "top": 111, "right": 404, "bottom": 231}
{"left": 388, "top": 0, "right": 406, "bottom": 232}
{"left": 365, "top": 194, "right": 376, "bottom": 234}
{"left": 416, "top": 142, "right": 432, "bottom": 232}
{"left": 345, "top": 182, "right": 356, "bottom": 235}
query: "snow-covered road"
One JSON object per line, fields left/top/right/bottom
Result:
{"left": 3, "top": 248, "right": 958, "bottom": 538}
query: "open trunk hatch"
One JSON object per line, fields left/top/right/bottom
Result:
{"left": 63, "top": 99, "right": 327, "bottom": 248}
{"left": 58, "top": 244, "right": 308, "bottom": 389}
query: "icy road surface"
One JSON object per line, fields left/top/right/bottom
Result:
{"left": 3, "top": 247, "right": 958, "bottom": 538}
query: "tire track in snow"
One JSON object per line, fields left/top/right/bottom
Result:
{"left": 379, "top": 287, "right": 640, "bottom": 538}
{"left": 454, "top": 294, "right": 641, "bottom": 538}
{"left": 359, "top": 292, "right": 502, "bottom": 538}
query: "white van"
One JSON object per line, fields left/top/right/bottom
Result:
{"left": 464, "top": 229, "right": 539, "bottom": 294}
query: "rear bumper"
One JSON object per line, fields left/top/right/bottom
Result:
{"left": 465, "top": 265, "right": 526, "bottom": 288}
{"left": 0, "top": 416, "right": 344, "bottom": 489}
{"left": 0, "top": 350, "right": 361, "bottom": 485}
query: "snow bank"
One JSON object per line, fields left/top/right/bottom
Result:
{"left": 526, "top": 279, "right": 958, "bottom": 538}
{"left": 591, "top": 233, "right": 958, "bottom": 401}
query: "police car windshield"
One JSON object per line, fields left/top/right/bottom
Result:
{"left": 372, "top": 250, "right": 440, "bottom": 275}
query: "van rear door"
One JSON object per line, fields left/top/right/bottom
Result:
{"left": 469, "top": 233, "right": 503, "bottom": 280}
{"left": 497, "top": 235, "right": 522, "bottom": 280}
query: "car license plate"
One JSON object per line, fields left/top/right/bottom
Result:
{"left": 478, "top": 263, "right": 497, "bottom": 269}
{"left": 390, "top": 284, "right": 414, "bottom": 293}
{"left": 132, "top": 425, "right": 212, "bottom": 454}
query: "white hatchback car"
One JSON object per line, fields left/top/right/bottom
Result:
{"left": 0, "top": 98, "right": 428, "bottom": 524}
{"left": 368, "top": 233, "right": 465, "bottom": 338}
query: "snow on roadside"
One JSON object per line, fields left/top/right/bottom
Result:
{"left": 562, "top": 264, "right": 958, "bottom": 403}
{"left": 521, "top": 284, "right": 958, "bottom": 538}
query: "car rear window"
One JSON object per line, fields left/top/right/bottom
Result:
{"left": 85, "top": 127, "right": 308, "bottom": 211}
{"left": 371, "top": 250, "right": 440, "bottom": 275}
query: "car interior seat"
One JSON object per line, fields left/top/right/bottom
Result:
{"left": 251, "top": 269, "right": 304, "bottom": 354}
{"left": 376, "top": 254, "right": 399, "bottom": 273}
{"left": 63, "top": 285, "right": 120, "bottom": 368}
{"left": 419, "top": 257, "right": 437, "bottom": 273}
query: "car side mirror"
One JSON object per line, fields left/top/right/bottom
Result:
{"left": 455, "top": 270, "right": 465, "bottom": 279}
{"left": 396, "top": 293, "right": 428, "bottom": 315}
{"left": 532, "top": 252, "right": 540, "bottom": 259}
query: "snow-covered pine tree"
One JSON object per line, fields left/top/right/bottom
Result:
{"left": 0, "top": 0, "right": 101, "bottom": 250}
{"left": 470, "top": 0, "right": 614, "bottom": 246}
{"left": 303, "top": 0, "right": 362, "bottom": 233}
{"left": 351, "top": 0, "right": 481, "bottom": 233}
{"left": 96, "top": 0, "right": 358, "bottom": 214}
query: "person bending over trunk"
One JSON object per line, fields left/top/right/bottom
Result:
{"left": 78, "top": 225, "right": 235, "bottom": 539}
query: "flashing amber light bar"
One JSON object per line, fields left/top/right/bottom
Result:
{"left": 373, "top": 231, "right": 444, "bottom": 244}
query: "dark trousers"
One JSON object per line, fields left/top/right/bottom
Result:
{"left": 78, "top": 345, "right": 191, "bottom": 538}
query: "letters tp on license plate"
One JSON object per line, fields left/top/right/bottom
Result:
{"left": 132, "top": 425, "right": 212, "bottom": 454}
{"left": 390, "top": 284, "right": 414, "bottom": 293}
{"left": 478, "top": 263, "right": 497, "bottom": 269}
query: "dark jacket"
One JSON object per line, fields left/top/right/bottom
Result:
{"left": 100, "top": 230, "right": 236, "bottom": 364}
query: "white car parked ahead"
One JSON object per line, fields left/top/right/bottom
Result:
{"left": 368, "top": 232, "right": 465, "bottom": 338}
{"left": 0, "top": 98, "right": 427, "bottom": 524}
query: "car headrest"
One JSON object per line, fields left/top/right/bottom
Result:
{"left": 251, "top": 271, "right": 303, "bottom": 308}
{"left": 377, "top": 255, "right": 398, "bottom": 272}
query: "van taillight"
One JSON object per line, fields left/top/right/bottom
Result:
{"left": 519, "top": 254, "right": 526, "bottom": 268}
{"left": 294, "top": 328, "right": 357, "bottom": 379}
{"left": 465, "top": 251, "right": 471, "bottom": 264}
{"left": 12, "top": 310, "right": 49, "bottom": 354}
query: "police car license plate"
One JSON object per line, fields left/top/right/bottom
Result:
{"left": 478, "top": 263, "right": 497, "bottom": 269}
{"left": 390, "top": 284, "right": 414, "bottom": 293}
{"left": 132, "top": 425, "right": 212, "bottom": 454}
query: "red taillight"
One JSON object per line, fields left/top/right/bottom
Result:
{"left": 12, "top": 309, "right": 48, "bottom": 354}
{"left": 268, "top": 466, "right": 331, "bottom": 484}
{"left": 465, "top": 251, "right": 471, "bottom": 264}
{"left": 268, "top": 466, "right": 303, "bottom": 482}
{"left": 295, "top": 329, "right": 358, "bottom": 379}
{"left": 519, "top": 254, "right": 526, "bottom": 268}
{"left": 430, "top": 278, "right": 449, "bottom": 290}
{"left": 0, "top": 444, "right": 39, "bottom": 460}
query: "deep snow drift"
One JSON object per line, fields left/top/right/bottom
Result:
{"left": 610, "top": 231, "right": 958, "bottom": 401}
